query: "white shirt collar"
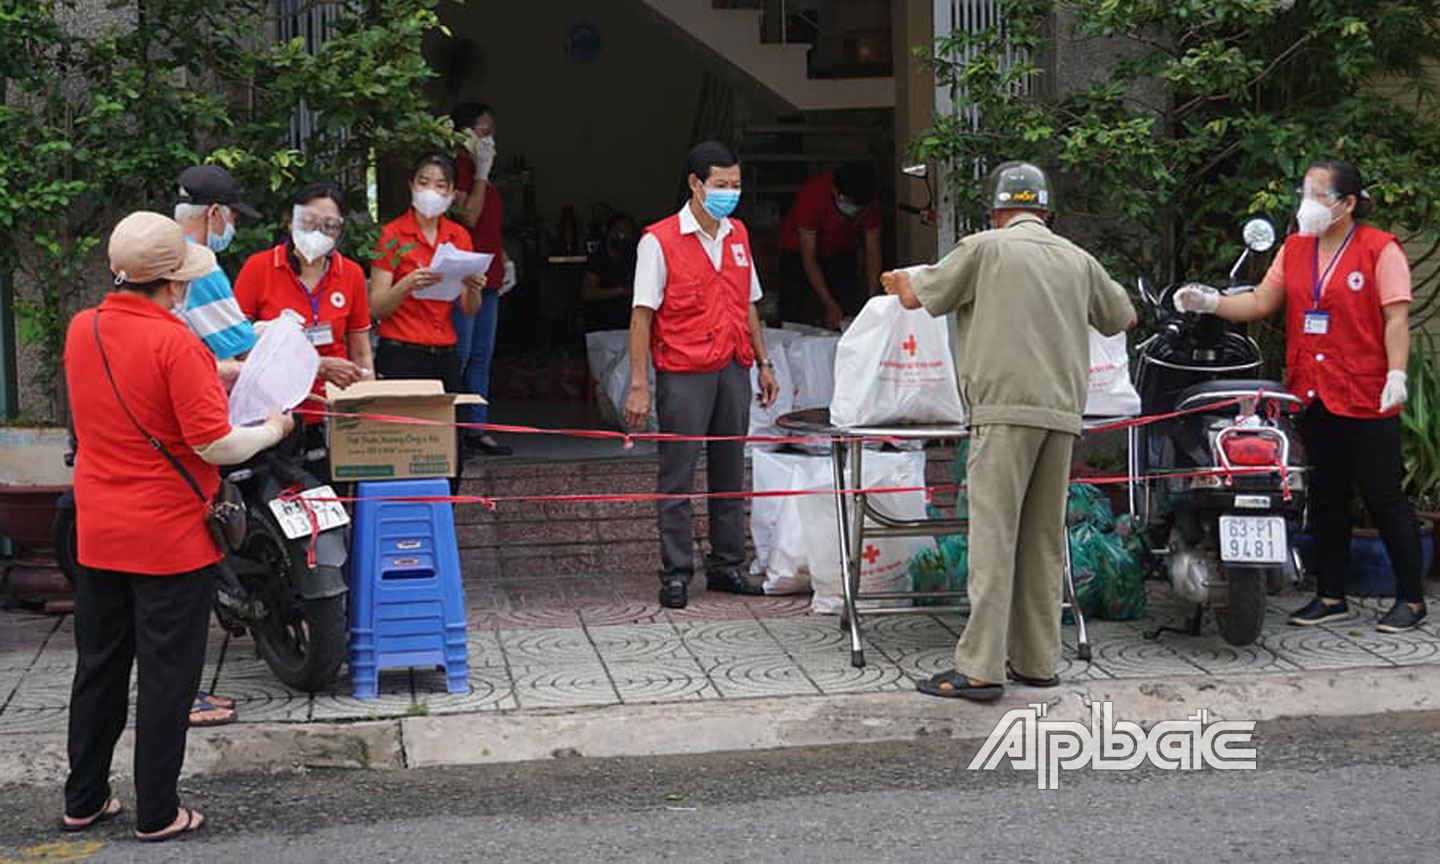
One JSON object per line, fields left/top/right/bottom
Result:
{"left": 677, "top": 202, "right": 731, "bottom": 241}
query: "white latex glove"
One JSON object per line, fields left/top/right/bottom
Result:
{"left": 1173, "top": 284, "right": 1220, "bottom": 314}
{"left": 473, "top": 135, "right": 496, "bottom": 181}
{"left": 1381, "top": 370, "right": 1408, "bottom": 413}
{"left": 499, "top": 257, "right": 518, "bottom": 296}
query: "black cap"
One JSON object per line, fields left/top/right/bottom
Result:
{"left": 176, "top": 165, "right": 260, "bottom": 219}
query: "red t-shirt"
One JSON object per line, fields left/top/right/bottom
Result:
{"left": 455, "top": 153, "right": 505, "bottom": 287}
{"left": 65, "top": 293, "right": 232, "bottom": 575}
{"left": 371, "top": 209, "right": 474, "bottom": 347}
{"left": 779, "top": 172, "right": 882, "bottom": 258}
{"left": 233, "top": 244, "right": 372, "bottom": 402}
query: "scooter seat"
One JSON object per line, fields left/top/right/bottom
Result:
{"left": 1175, "top": 379, "right": 1302, "bottom": 412}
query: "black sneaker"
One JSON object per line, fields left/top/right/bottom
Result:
{"left": 1288, "top": 597, "right": 1352, "bottom": 626}
{"left": 659, "top": 579, "right": 689, "bottom": 609}
{"left": 1377, "top": 602, "right": 1427, "bottom": 633}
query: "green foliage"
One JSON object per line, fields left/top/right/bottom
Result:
{"left": 916, "top": 0, "right": 1440, "bottom": 344}
{"left": 0, "top": 0, "right": 459, "bottom": 421}
{"left": 1402, "top": 332, "right": 1440, "bottom": 510}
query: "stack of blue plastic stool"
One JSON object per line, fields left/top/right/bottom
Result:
{"left": 349, "top": 478, "right": 468, "bottom": 699}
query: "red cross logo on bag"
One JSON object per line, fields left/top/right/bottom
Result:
{"left": 901, "top": 335, "right": 917, "bottom": 357}
{"left": 861, "top": 545, "right": 881, "bottom": 565}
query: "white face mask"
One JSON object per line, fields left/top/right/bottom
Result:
{"left": 1295, "top": 197, "right": 1336, "bottom": 236}
{"left": 412, "top": 187, "right": 453, "bottom": 219}
{"left": 292, "top": 227, "right": 336, "bottom": 263}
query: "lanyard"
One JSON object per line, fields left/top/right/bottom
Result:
{"left": 290, "top": 260, "right": 330, "bottom": 326}
{"left": 1311, "top": 223, "right": 1359, "bottom": 309}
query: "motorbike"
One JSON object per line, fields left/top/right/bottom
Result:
{"left": 55, "top": 425, "right": 351, "bottom": 692}
{"left": 1130, "top": 217, "right": 1308, "bottom": 646}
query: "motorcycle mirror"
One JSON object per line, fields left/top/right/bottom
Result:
{"left": 1136, "top": 276, "right": 1157, "bottom": 307}
{"left": 1242, "top": 218, "right": 1276, "bottom": 253}
{"left": 902, "top": 163, "right": 929, "bottom": 179}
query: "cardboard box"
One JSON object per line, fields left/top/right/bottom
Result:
{"left": 325, "top": 380, "right": 484, "bottom": 480}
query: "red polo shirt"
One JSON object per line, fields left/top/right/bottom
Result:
{"left": 65, "top": 293, "right": 232, "bottom": 575}
{"left": 233, "top": 244, "right": 372, "bottom": 401}
{"left": 779, "top": 172, "right": 882, "bottom": 258}
{"left": 371, "top": 209, "right": 474, "bottom": 346}
{"left": 455, "top": 153, "right": 506, "bottom": 287}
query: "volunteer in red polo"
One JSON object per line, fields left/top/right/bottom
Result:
{"left": 233, "top": 182, "right": 373, "bottom": 410}
{"left": 1175, "top": 159, "right": 1424, "bottom": 632}
{"left": 625, "top": 141, "right": 779, "bottom": 609}
{"left": 369, "top": 154, "right": 484, "bottom": 389}
{"left": 63, "top": 212, "right": 292, "bottom": 841}
{"left": 778, "top": 163, "right": 883, "bottom": 329}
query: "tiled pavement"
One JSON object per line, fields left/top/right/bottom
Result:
{"left": 3, "top": 576, "right": 1440, "bottom": 733}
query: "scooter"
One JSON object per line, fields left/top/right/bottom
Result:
{"left": 1130, "top": 217, "right": 1308, "bottom": 646}
{"left": 55, "top": 426, "right": 351, "bottom": 692}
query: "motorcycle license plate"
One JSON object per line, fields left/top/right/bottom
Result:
{"left": 269, "top": 486, "right": 351, "bottom": 540}
{"left": 1218, "top": 515, "right": 1287, "bottom": 564}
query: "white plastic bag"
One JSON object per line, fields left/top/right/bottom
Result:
{"left": 829, "top": 296, "right": 966, "bottom": 428}
{"left": 797, "top": 449, "right": 931, "bottom": 614}
{"left": 1085, "top": 329, "right": 1141, "bottom": 417}
{"left": 585, "top": 330, "right": 656, "bottom": 432}
{"left": 227, "top": 313, "right": 320, "bottom": 427}
{"left": 750, "top": 450, "right": 832, "bottom": 594}
{"left": 786, "top": 332, "right": 840, "bottom": 410}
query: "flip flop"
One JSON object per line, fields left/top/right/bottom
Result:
{"left": 1006, "top": 664, "right": 1061, "bottom": 688}
{"left": 196, "top": 691, "right": 236, "bottom": 710}
{"left": 916, "top": 669, "right": 1004, "bottom": 702}
{"left": 136, "top": 807, "right": 205, "bottom": 843}
{"left": 61, "top": 797, "right": 123, "bottom": 832}
{"left": 189, "top": 699, "right": 237, "bottom": 728}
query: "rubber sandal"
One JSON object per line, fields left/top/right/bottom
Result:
{"left": 189, "top": 699, "right": 237, "bottom": 728}
{"left": 61, "top": 797, "right": 122, "bottom": 832}
{"left": 136, "top": 807, "right": 205, "bottom": 843}
{"left": 916, "top": 669, "right": 1004, "bottom": 702}
{"left": 196, "top": 691, "right": 236, "bottom": 710}
{"left": 1006, "top": 664, "right": 1060, "bottom": 688}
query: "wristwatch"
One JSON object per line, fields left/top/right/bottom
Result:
{"left": 757, "top": 359, "right": 775, "bottom": 370}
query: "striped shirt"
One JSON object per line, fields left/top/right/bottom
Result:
{"left": 180, "top": 245, "right": 257, "bottom": 359}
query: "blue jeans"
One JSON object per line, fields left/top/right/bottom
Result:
{"left": 452, "top": 288, "right": 499, "bottom": 432}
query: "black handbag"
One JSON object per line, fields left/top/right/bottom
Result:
{"left": 92, "top": 310, "right": 247, "bottom": 552}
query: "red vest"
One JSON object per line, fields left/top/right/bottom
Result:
{"left": 1283, "top": 223, "right": 1399, "bottom": 418}
{"left": 647, "top": 214, "right": 757, "bottom": 373}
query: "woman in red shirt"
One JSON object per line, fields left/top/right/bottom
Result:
{"left": 368, "top": 154, "right": 484, "bottom": 388}
{"left": 63, "top": 212, "right": 292, "bottom": 841}
{"left": 1174, "top": 159, "right": 1424, "bottom": 632}
{"left": 233, "top": 183, "right": 374, "bottom": 460}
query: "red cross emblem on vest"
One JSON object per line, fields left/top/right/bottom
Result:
{"left": 901, "top": 335, "right": 917, "bottom": 357}
{"left": 861, "top": 544, "right": 881, "bottom": 565}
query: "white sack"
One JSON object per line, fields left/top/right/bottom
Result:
{"left": 585, "top": 329, "right": 656, "bottom": 432}
{"left": 749, "top": 450, "right": 833, "bottom": 595}
{"left": 829, "top": 296, "right": 966, "bottom": 428}
{"left": 1085, "top": 329, "right": 1141, "bottom": 417}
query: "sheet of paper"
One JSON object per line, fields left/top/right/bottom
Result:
{"left": 413, "top": 242, "right": 494, "bottom": 302}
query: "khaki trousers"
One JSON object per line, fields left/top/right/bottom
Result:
{"left": 953, "top": 423, "right": 1075, "bottom": 684}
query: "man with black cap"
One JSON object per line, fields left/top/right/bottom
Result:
{"left": 882, "top": 161, "right": 1135, "bottom": 704}
{"left": 173, "top": 165, "right": 259, "bottom": 365}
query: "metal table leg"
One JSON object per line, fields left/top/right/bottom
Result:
{"left": 846, "top": 438, "right": 867, "bottom": 667}
{"left": 1063, "top": 527, "right": 1091, "bottom": 661}
{"left": 830, "top": 440, "right": 864, "bottom": 667}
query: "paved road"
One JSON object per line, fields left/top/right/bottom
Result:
{"left": 2, "top": 713, "right": 1436, "bottom": 863}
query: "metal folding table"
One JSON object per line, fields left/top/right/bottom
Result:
{"left": 776, "top": 408, "right": 1129, "bottom": 668}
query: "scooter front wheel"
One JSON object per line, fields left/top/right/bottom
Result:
{"left": 1216, "top": 567, "right": 1268, "bottom": 646}
{"left": 244, "top": 510, "right": 347, "bottom": 692}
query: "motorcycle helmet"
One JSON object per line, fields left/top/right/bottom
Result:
{"left": 984, "top": 161, "right": 1052, "bottom": 212}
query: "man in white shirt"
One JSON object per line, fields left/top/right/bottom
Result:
{"left": 625, "top": 141, "right": 779, "bottom": 609}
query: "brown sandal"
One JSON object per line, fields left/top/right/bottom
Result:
{"left": 136, "top": 807, "right": 206, "bottom": 843}
{"left": 61, "top": 796, "right": 123, "bottom": 832}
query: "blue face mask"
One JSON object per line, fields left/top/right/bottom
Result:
{"left": 701, "top": 188, "right": 741, "bottom": 220}
{"left": 207, "top": 219, "right": 235, "bottom": 253}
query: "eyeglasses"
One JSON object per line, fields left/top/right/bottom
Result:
{"left": 296, "top": 214, "right": 345, "bottom": 236}
{"left": 1295, "top": 185, "right": 1342, "bottom": 202}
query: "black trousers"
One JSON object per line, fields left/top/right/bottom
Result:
{"left": 655, "top": 361, "right": 751, "bottom": 581}
{"left": 1300, "top": 401, "right": 1423, "bottom": 602}
{"left": 65, "top": 566, "right": 217, "bottom": 833}
{"left": 778, "top": 249, "right": 861, "bottom": 325}
{"left": 375, "top": 340, "right": 461, "bottom": 390}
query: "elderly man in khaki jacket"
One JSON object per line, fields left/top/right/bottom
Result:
{"left": 882, "top": 161, "right": 1136, "bottom": 703}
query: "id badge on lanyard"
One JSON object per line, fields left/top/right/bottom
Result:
{"left": 1308, "top": 224, "right": 1358, "bottom": 338}
{"left": 304, "top": 324, "right": 335, "bottom": 347}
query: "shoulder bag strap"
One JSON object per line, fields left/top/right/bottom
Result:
{"left": 91, "top": 310, "right": 210, "bottom": 506}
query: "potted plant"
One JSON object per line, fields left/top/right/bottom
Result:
{"left": 1401, "top": 331, "right": 1440, "bottom": 581}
